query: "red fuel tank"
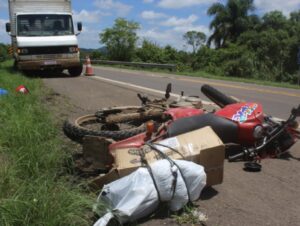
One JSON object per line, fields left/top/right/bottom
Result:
{"left": 215, "top": 103, "right": 264, "bottom": 144}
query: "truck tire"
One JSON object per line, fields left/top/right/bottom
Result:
{"left": 201, "top": 84, "right": 238, "bottom": 108}
{"left": 13, "top": 60, "right": 18, "bottom": 71}
{"left": 68, "top": 65, "right": 83, "bottom": 77}
{"left": 63, "top": 106, "right": 148, "bottom": 143}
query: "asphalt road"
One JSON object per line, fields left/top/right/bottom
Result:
{"left": 92, "top": 66, "right": 300, "bottom": 119}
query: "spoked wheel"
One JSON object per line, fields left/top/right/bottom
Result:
{"left": 63, "top": 106, "right": 158, "bottom": 143}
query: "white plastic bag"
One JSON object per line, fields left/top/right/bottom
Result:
{"left": 93, "top": 159, "right": 206, "bottom": 226}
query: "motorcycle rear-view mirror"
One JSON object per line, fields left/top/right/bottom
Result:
{"left": 137, "top": 93, "right": 149, "bottom": 105}
{"left": 165, "top": 83, "right": 172, "bottom": 99}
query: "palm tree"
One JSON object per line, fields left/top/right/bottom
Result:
{"left": 207, "top": 0, "right": 255, "bottom": 48}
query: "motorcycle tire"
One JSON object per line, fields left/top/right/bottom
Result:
{"left": 63, "top": 106, "right": 147, "bottom": 143}
{"left": 201, "top": 84, "right": 238, "bottom": 108}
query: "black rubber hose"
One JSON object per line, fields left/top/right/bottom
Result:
{"left": 201, "top": 84, "right": 238, "bottom": 108}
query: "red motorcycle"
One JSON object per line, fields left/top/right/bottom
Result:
{"left": 63, "top": 83, "right": 206, "bottom": 143}
{"left": 110, "top": 85, "right": 300, "bottom": 171}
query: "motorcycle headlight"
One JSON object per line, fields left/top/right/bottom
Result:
{"left": 253, "top": 125, "right": 264, "bottom": 139}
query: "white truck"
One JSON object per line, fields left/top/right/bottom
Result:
{"left": 6, "top": 0, "right": 83, "bottom": 76}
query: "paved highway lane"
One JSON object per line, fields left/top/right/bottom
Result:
{"left": 92, "top": 66, "right": 300, "bottom": 119}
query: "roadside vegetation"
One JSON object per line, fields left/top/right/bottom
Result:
{"left": 0, "top": 61, "right": 95, "bottom": 226}
{"left": 81, "top": 0, "right": 300, "bottom": 86}
{"left": 0, "top": 44, "right": 10, "bottom": 62}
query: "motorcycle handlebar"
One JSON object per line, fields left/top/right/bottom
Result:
{"left": 228, "top": 147, "right": 258, "bottom": 162}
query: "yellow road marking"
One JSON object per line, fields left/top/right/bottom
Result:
{"left": 177, "top": 77, "right": 300, "bottom": 98}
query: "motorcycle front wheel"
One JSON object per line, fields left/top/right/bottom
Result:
{"left": 63, "top": 106, "right": 160, "bottom": 143}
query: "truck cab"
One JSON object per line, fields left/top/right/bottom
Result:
{"left": 6, "top": 0, "right": 83, "bottom": 76}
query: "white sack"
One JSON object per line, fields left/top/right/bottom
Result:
{"left": 93, "top": 159, "right": 206, "bottom": 226}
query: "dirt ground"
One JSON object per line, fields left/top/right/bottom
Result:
{"left": 43, "top": 74, "right": 300, "bottom": 226}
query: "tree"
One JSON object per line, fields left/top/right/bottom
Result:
{"left": 135, "top": 40, "right": 165, "bottom": 63}
{"left": 163, "top": 45, "right": 179, "bottom": 63}
{"left": 207, "top": 0, "right": 255, "bottom": 48}
{"left": 290, "top": 10, "right": 300, "bottom": 23}
{"left": 262, "top": 11, "right": 287, "bottom": 30}
{"left": 90, "top": 51, "right": 103, "bottom": 60}
{"left": 238, "top": 28, "right": 292, "bottom": 81}
{"left": 100, "top": 18, "right": 140, "bottom": 61}
{"left": 183, "top": 31, "right": 206, "bottom": 53}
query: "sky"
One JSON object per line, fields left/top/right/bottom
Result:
{"left": 0, "top": 0, "right": 300, "bottom": 50}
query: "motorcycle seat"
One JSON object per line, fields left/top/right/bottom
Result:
{"left": 167, "top": 113, "right": 239, "bottom": 144}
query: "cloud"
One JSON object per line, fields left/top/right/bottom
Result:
{"left": 158, "top": 0, "right": 216, "bottom": 9}
{"left": 173, "top": 24, "right": 209, "bottom": 34}
{"left": 93, "top": 0, "right": 133, "bottom": 17}
{"left": 73, "top": 10, "right": 104, "bottom": 24}
{"left": 255, "top": 0, "right": 300, "bottom": 15}
{"left": 160, "top": 14, "right": 209, "bottom": 33}
{"left": 143, "top": 0, "right": 155, "bottom": 3}
{"left": 0, "top": 0, "right": 7, "bottom": 10}
{"left": 77, "top": 26, "right": 101, "bottom": 49}
{"left": 140, "top": 14, "right": 210, "bottom": 49}
{"left": 0, "top": 19, "right": 10, "bottom": 44}
{"left": 141, "top": 10, "right": 167, "bottom": 20}
{"left": 138, "top": 28, "right": 181, "bottom": 47}
{"left": 0, "top": 19, "right": 7, "bottom": 25}
{"left": 161, "top": 14, "right": 198, "bottom": 27}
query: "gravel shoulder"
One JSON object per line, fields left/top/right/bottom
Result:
{"left": 43, "top": 74, "right": 300, "bottom": 226}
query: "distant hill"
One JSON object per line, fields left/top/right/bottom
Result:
{"left": 80, "top": 47, "right": 107, "bottom": 54}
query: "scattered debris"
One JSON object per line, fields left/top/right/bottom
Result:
{"left": 15, "top": 85, "right": 29, "bottom": 94}
{"left": 0, "top": 88, "right": 8, "bottom": 96}
{"left": 173, "top": 206, "right": 208, "bottom": 225}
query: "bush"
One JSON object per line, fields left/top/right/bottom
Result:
{"left": 0, "top": 43, "right": 9, "bottom": 62}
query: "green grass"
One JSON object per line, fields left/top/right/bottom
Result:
{"left": 172, "top": 205, "right": 208, "bottom": 226}
{"left": 94, "top": 63, "right": 300, "bottom": 90}
{"left": 0, "top": 61, "right": 96, "bottom": 226}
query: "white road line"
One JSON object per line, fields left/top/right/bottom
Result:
{"left": 89, "top": 75, "right": 214, "bottom": 105}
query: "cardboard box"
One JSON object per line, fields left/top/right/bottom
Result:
{"left": 90, "top": 126, "right": 225, "bottom": 190}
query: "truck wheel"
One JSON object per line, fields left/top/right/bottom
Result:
{"left": 13, "top": 60, "right": 18, "bottom": 71}
{"left": 68, "top": 65, "right": 83, "bottom": 77}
